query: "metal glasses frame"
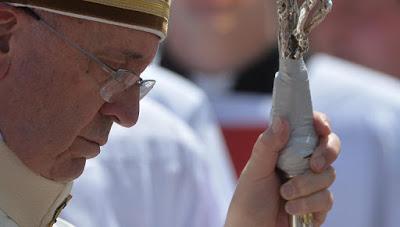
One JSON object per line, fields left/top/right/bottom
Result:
{"left": 19, "top": 7, "right": 156, "bottom": 103}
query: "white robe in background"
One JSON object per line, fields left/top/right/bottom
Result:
{"left": 62, "top": 99, "right": 226, "bottom": 227}
{"left": 308, "top": 55, "right": 400, "bottom": 227}
{"left": 144, "top": 65, "right": 236, "bottom": 216}
{"left": 186, "top": 54, "right": 400, "bottom": 227}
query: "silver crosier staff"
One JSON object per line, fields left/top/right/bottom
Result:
{"left": 271, "top": 0, "right": 332, "bottom": 226}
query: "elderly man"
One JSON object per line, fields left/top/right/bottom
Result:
{"left": 0, "top": 1, "right": 339, "bottom": 227}
{"left": 62, "top": 65, "right": 237, "bottom": 227}
{"left": 63, "top": 97, "right": 230, "bottom": 227}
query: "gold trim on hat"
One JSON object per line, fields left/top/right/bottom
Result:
{"left": 83, "top": 0, "right": 170, "bottom": 19}
{"left": 3, "top": 0, "right": 169, "bottom": 39}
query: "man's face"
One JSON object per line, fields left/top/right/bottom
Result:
{"left": 311, "top": 0, "right": 400, "bottom": 77}
{"left": 0, "top": 9, "right": 159, "bottom": 182}
{"left": 172, "top": 0, "right": 269, "bottom": 30}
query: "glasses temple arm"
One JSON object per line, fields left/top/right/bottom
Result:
{"left": 20, "top": 7, "right": 116, "bottom": 75}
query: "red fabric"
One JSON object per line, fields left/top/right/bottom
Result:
{"left": 221, "top": 126, "right": 267, "bottom": 177}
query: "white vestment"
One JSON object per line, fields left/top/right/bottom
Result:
{"left": 308, "top": 55, "right": 400, "bottom": 227}
{"left": 0, "top": 138, "right": 74, "bottom": 227}
{"left": 62, "top": 99, "right": 228, "bottom": 227}
{"left": 144, "top": 65, "right": 236, "bottom": 216}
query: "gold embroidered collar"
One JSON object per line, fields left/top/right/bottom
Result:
{"left": 0, "top": 142, "right": 73, "bottom": 227}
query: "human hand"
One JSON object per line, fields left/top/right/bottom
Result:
{"left": 225, "top": 112, "right": 340, "bottom": 227}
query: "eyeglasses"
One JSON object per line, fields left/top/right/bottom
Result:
{"left": 20, "top": 7, "right": 156, "bottom": 103}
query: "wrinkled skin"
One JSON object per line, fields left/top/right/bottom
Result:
{"left": 0, "top": 4, "right": 341, "bottom": 226}
{"left": 0, "top": 5, "right": 159, "bottom": 182}
{"left": 226, "top": 112, "right": 340, "bottom": 227}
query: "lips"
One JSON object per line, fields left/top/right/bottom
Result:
{"left": 76, "top": 136, "right": 102, "bottom": 159}
{"left": 81, "top": 136, "right": 107, "bottom": 147}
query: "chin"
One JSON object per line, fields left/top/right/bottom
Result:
{"left": 49, "top": 158, "right": 87, "bottom": 183}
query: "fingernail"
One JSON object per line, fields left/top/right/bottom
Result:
{"left": 282, "top": 183, "right": 294, "bottom": 199}
{"left": 271, "top": 117, "right": 282, "bottom": 134}
{"left": 285, "top": 203, "right": 297, "bottom": 215}
{"left": 313, "top": 156, "right": 326, "bottom": 170}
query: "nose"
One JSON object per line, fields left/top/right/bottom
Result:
{"left": 99, "top": 86, "right": 140, "bottom": 127}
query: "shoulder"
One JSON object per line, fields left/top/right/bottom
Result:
{"left": 309, "top": 54, "right": 400, "bottom": 110}
{"left": 308, "top": 54, "right": 400, "bottom": 146}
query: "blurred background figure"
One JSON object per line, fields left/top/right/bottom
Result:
{"left": 144, "top": 65, "right": 236, "bottom": 207}
{"left": 159, "top": 0, "right": 400, "bottom": 226}
{"left": 311, "top": 0, "right": 400, "bottom": 78}
{"left": 62, "top": 65, "right": 236, "bottom": 227}
{"left": 160, "top": 0, "right": 278, "bottom": 175}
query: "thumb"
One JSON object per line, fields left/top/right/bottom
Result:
{"left": 242, "top": 117, "right": 290, "bottom": 180}
{"left": 225, "top": 117, "right": 290, "bottom": 227}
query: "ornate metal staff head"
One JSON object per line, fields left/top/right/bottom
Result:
{"left": 277, "top": 0, "right": 333, "bottom": 59}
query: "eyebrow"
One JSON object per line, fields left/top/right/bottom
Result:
{"left": 123, "top": 51, "right": 144, "bottom": 60}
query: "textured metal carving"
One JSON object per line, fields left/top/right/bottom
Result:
{"left": 277, "top": 0, "right": 333, "bottom": 59}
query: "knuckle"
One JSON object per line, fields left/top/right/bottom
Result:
{"left": 316, "top": 112, "right": 331, "bottom": 126}
{"left": 323, "top": 138, "right": 340, "bottom": 162}
{"left": 332, "top": 133, "right": 342, "bottom": 151}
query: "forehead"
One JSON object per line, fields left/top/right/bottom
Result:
{"left": 44, "top": 11, "right": 160, "bottom": 62}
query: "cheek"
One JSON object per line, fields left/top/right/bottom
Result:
{"left": 10, "top": 28, "right": 103, "bottom": 179}
{"left": 47, "top": 82, "right": 102, "bottom": 151}
{"left": 23, "top": 92, "right": 101, "bottom": 181}
{"left": 16, "top": 70, "right": 102, "bottom": 169}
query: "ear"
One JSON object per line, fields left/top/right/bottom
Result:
{"left": 0, "top": 4, "right": 18, "bottom": 80}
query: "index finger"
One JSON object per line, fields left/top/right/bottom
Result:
{"left": 313, "top": 112, "right": 331, "bottom": 137}
{"left": 310, "top": 132, "right": 341, "bottom": 173}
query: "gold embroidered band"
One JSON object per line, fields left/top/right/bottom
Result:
{"left": 84, "top": 0, "right": 170, "bottom": 20}
{"left": 1, "top": 0, "right": 171, "bottom": 40}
